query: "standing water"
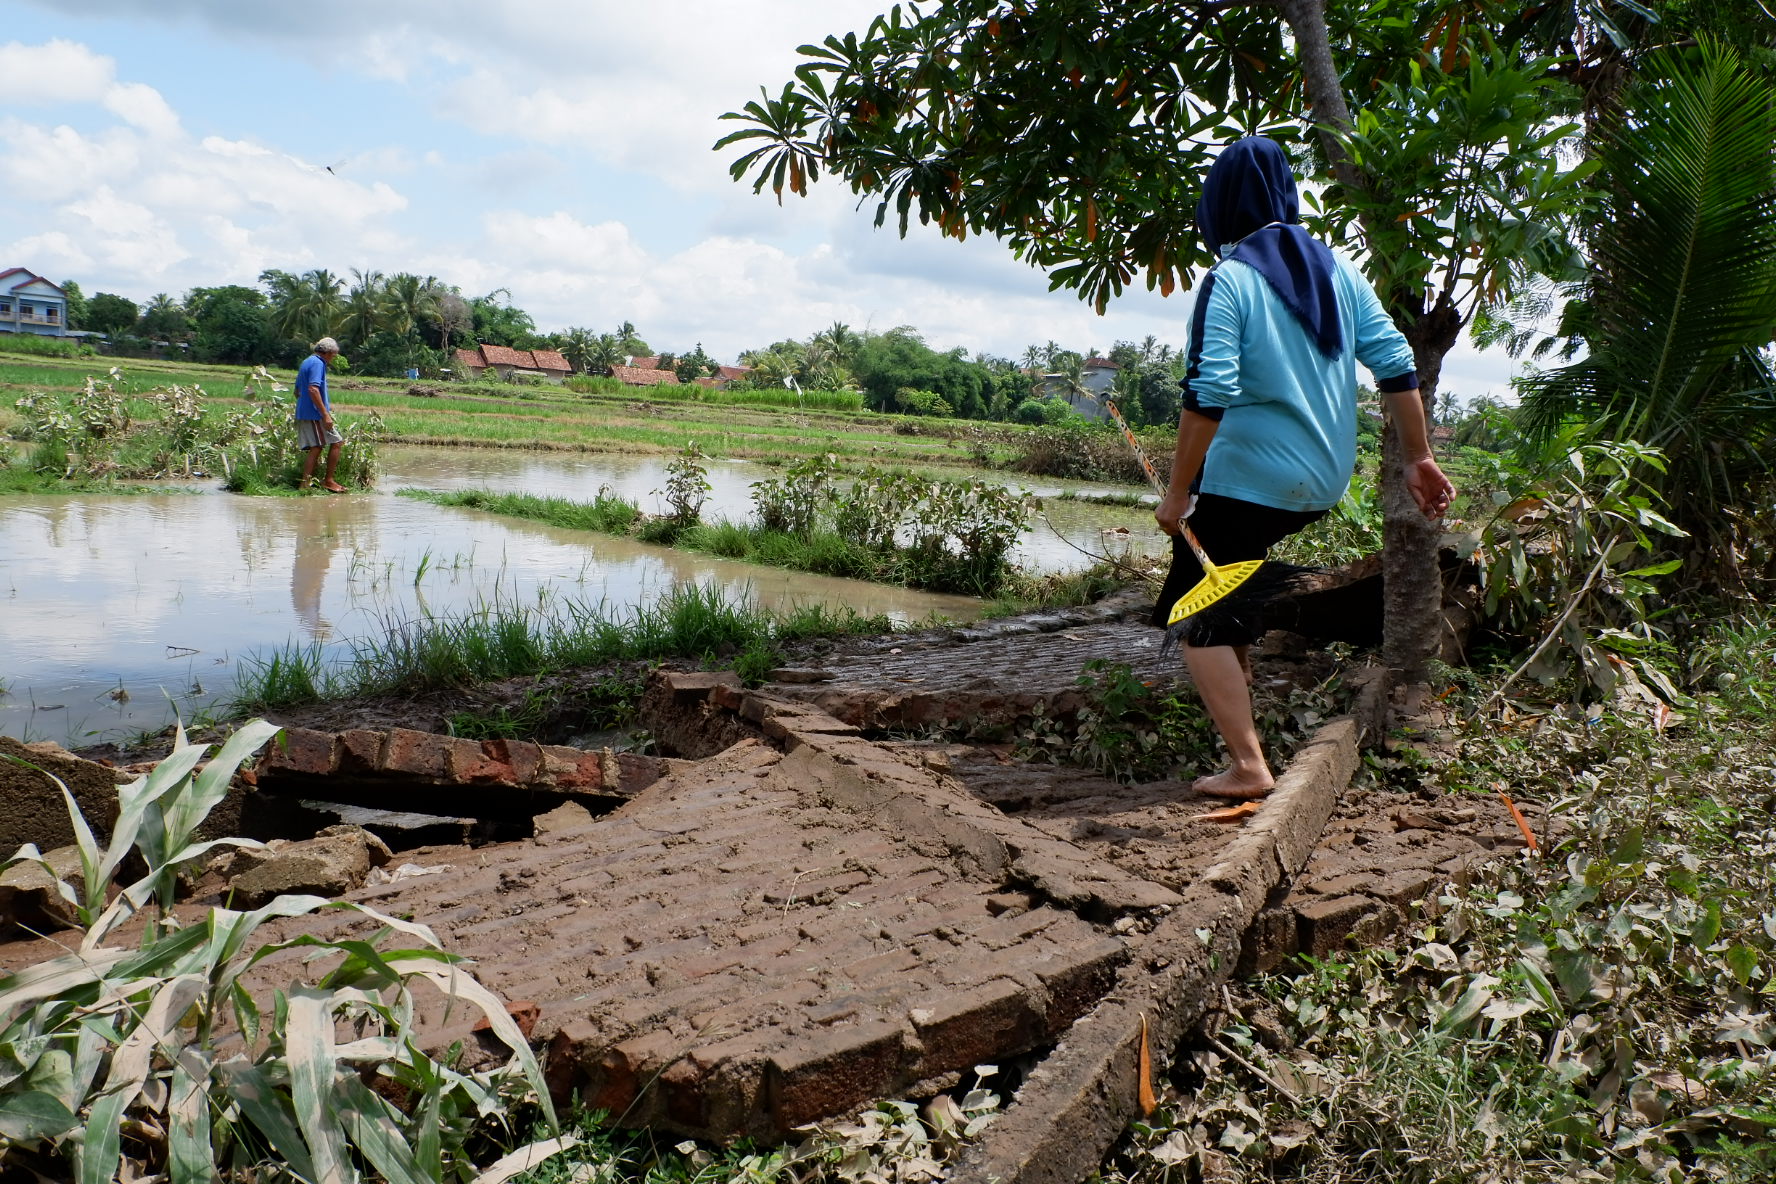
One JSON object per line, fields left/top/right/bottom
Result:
{"left": 0, "top": 447, "right": 1160, "bottom": 747}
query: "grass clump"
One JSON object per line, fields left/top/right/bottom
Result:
{"left": 0, "top": 333, "right": 96, "bottom": 358}
{"left": 406, "top": 453, "right": 1046, "bottom": 597}
{"left": 231, "top": 583, "right": 893, "bottom": 710}
{"left": 405, "top": 485, "right": 642, "bottom": 533}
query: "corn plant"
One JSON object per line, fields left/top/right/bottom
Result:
{"left": 0, "top": 721, "right": 558, "bottom": 1183}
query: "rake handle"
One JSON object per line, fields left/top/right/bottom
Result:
{"left": 1105, "top": 399, "right": 1219, "bottom": 573}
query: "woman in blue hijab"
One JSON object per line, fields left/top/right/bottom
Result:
{"left": 1154, "top": 136, "right": 1454, "bottom": 800}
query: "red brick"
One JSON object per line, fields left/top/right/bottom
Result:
{"left": 482, "top": 738, "right": 543, "bottom": 785}
{"left": 837, "top": 949, "right": 920, "bottom": 983}
{"left": 766, "top": 1019, "right": 911, "bottom": 1130}
{"left": 263, "top": 727, "right": 335, "bottom": 775}
{"left": 1235, "top": 905, "right": 1297, "bottom": 977}
{"left": 613, "top": 752, "right": 666, "bottom": 795}
{"left": 382, "top": 728, "right": 447, "bottom": 780}
{"left": 583, "top": 1028, "right": 681, "bottom": 1116}
{"left": 710, "top": 683, "right": 744, "bottom": 711}
{"left": 665, "top": 671, "right": 743, "bottom": 702}
{"left": 442, "top": 737, "right": 515, "bottom": 784}
{"left": 539, "top": 745, "right": 604, "bottom": 791}
{"left": 910, "top": 978, "right": 1043, "bottom": 1078}
{"left": 335, "top": 729, "right": 387, "bottom": 774}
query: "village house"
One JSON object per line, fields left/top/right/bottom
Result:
{"left": 1034, "top": 355, "right": 1121, "bottom": 420}
{"left": 0, "top": 268, "right": 71, "bottom": 337}
{"left": 451, "top": 344, "right": 573, "bottom": 384}
{"left": 609, "top": 364, "right": 680, "bottom": 388}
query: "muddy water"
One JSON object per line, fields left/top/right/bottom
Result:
{"left": 381, "top": 447, "right": 1166, "bottom": 575}
{"left": 0, "top": 448, "right": 1161, "bottom": 748}
{"left": 0, "top": 490, "right": 981, "bottom": 748}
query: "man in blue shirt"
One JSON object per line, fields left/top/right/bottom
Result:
{"left": 1154, "top": 137, "right": 1454, "bottom": 800}
{"left": 295, "top": 336, "right": 347, "bottom": 492}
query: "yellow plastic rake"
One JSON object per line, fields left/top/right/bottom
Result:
{"left": 1105, "top": 400, "right": 1264, "bottom": 626}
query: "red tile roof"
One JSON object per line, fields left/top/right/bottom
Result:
{"left": 1084, "top": 356, "right": 1119, "bottom": 369}
{"left": 715, "top": 365, "right": 752, "bottom": 382}
{"left": 610, "top": 365, "right": 680, "bottom": 386}
{"left": 692, "top": 376, "right": 721, "bottom": 388}
{"left": 629, "top": 355, "right": 662, "bottom": 371}
{"left": 453, "top": 347, "right": 486, "bottom": 370}
{"left": 530, "top": 349, "right": 571, "bottom": 373}
{"left": 478, "top": 343, "right": 533, "bottom": 368}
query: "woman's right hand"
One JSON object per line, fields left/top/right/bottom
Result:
{"left": 1154, "top": 489, "right": 1192, "bottom": 536}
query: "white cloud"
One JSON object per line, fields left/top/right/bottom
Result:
{"left": 0, "top": 37, "right": 114, "bottom": 99}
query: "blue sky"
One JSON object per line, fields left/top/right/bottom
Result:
{"left": 1, "top": 0, "right": 1520, "bottom": 398}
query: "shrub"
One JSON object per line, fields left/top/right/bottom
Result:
{"left": 750, "top": 454, "right": 836, "bottom": 535}
{"left": 0, "top": 334, "right": 95, "bottom": 359}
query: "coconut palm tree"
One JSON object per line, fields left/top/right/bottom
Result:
{"left": 587, "top": 334, "right": 626, "bottom": 375}
{"left": 381, "top": 273, "right": 442, "bottom": 368}
{"left": 266, "top": 269, "right": 344, "bottom": 345}
{"left": 560, "top": 327, "right": 597, "bottom": 374}
{"left": 1519, "top": 40, "right": 1776, "bottom": 586}
{"left": 340, "top": 269, "right": 386, "bottom": 348}
{"left": 813, "top": 321, "right": 861, "bottom": 365}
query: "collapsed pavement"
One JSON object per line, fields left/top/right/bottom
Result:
{"left": 0, "top": 592, "right": 1536, "bottom": 1181}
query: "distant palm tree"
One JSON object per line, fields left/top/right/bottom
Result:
{"left": 1020, "top": 344, "right": 1043, "bottom": 371}
{"left": 382, "top": 273, "right": 442, "bottom": 368}
{"left": 560, "top": 327, "right": 598, "bottom": 373}
{"left": 813, "top": 321, "right": 861, "bottom": 364}
{"left": 616, "top": 321, "right": 647, "bottom": 356}
{"left": 268, "top": 269, "right": 344, "bottom": 344}
{"left": 340, "top": 269, "right": 386, "bottom": 348}
{"left": 587, "top": 334, "right": 625, "bottom": 375}
{"left": 1041, "top": 340, "right": 1063, "bottom": 367}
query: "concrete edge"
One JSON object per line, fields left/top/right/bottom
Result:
{"left": 948, "top": 669, "right": 1392, "bottom": 1184}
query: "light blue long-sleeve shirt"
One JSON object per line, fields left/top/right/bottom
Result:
{"left": 1181, "top": 252, "right": 1417, "bottom": 512}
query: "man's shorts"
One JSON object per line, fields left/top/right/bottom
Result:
{"left": 296, "top": 419, "right": 344, "bottom": 449}
{"left": 1150, "top": 492, "right": 1326, "bottom": 647}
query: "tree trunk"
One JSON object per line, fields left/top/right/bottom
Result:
{"left": 1383, "top": 298, "right": 1462, "bottom": 678}
{"left": 1281, "top": 0, "right": 1458, "bottom": 680}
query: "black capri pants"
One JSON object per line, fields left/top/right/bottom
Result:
{"left": 1149, "top": 492, "right": 1325, "bottom": 647}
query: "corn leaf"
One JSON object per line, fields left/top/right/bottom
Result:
{"left": 286, "top": 988, "right": 355, "bottom": 1184}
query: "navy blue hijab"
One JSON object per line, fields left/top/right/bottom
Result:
{"left": 1195, "top": 137, "right": 1343, "bottom": 360}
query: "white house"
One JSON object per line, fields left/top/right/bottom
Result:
{"left": 1037, "top": 355, "right": 1121, "bottom": 420}
{"left": 0, "top": 269, "right": 71, "bottom": 337}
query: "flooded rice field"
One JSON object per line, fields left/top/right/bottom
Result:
{"left": 0, "top": 447, "right": 1161, "bottom": 747}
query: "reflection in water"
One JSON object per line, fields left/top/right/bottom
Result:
{"left": 290, "top": 500, "right": 342, "bottom": 641}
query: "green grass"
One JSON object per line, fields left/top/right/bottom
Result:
{"left": 230, "top": 582, "right": 894, "bottom": 710}
{"left": 0, "top": 335, "right": 97, "bottom": 359}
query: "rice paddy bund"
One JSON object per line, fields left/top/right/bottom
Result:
{"left": 0, "top": 354, "right": 1166, "bottom": 749}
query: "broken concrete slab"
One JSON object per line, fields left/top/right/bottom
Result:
{"left": 226, "top": 825, "right": 393, "bottom": 908}
{"left": 0, "top": 844, "right": 84, "bottom": 934}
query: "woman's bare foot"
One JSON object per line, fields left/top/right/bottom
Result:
{"left": 322, "top": 480, "right": 348, "bottom": 493}
{"left": 1193, "top": 764, "right": 1274, "bottom": 800}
